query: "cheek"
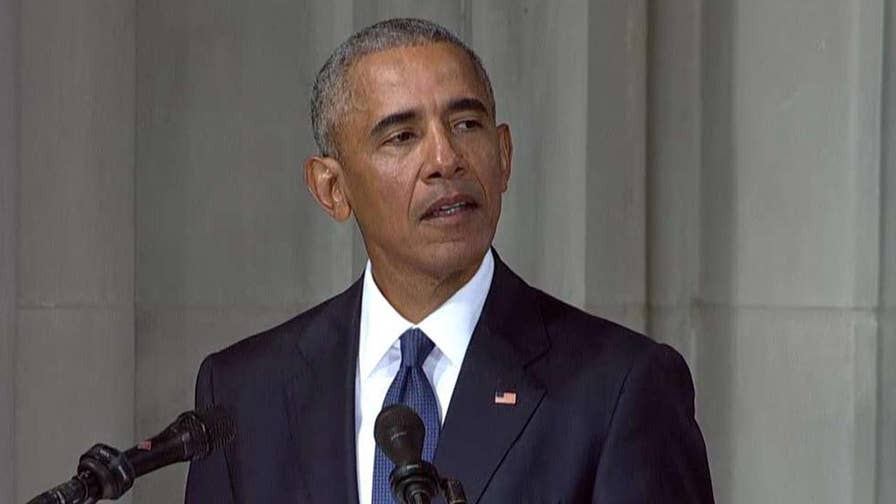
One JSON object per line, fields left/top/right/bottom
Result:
{"left": 361, "top": 164, "right": 418, "bottom": 220}
{"left": 464, "top": 141, "right": 504, "bottom": 187}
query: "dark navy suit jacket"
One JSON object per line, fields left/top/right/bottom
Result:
{"left": 185, "top": 255, "right": 715, "bottom": 503}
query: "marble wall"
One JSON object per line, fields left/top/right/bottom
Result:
{"left": 2, "top": 1, "right": 892, "bottom": 502}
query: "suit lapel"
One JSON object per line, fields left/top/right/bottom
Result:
{"left": 284, "top": 278, "right": 363, "bottom": 504}
{"left": 278, "top": 255, "right": 549, "bottom": 503}
{"left": 433, "top": 255, "right": 550, "bottom": 503}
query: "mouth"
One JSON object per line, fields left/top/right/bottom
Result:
{"left": 421, "top": 194, "right": 479, "bottom": 221}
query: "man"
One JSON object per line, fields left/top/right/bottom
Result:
{"left": 186, "top": 18, "right": 714, "bottom": 503}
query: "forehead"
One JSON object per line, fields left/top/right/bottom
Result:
{"left": 345, "top": 43, "right": 487, "bottom": 118}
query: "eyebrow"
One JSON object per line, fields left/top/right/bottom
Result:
{"left": 370, "top": 109, "right": 419, "bottom": 139}
{"left": 447, "top": 97, "right": 490, "bottom": 116}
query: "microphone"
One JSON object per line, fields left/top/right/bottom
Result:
{"left": 27, "top": 406, "right": 235, "bottom": 504}
{"left": 374, "top": 404, "right": 427, "bottom": 468}
{"left": 374, "top": 405, "right": 467, "bottom": 504}
{"left": 375, "top": 404, "right": 440, "bottom": 504}
{"left": 125, "top": 405, "right": 235, "bottom": 477}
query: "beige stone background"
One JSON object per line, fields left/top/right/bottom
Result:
{"left": 1, "top": 1, "right": 894, "bottom": 503}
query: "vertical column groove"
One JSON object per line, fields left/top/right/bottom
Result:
{"left": 876, "top": 0, "right": 895, "bottom": 501}
{"left": 0, "top": 0, "right": 21, "bottom": 500}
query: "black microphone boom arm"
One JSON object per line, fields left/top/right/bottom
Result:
{"left": 27, "top": 406, "right": 234, "bottom": 504}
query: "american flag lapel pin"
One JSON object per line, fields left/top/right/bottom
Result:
{"left": 494, "top": 389, "right": 518, "bottom": 406}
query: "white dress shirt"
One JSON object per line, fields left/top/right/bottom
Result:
{"left": 355, "top": 249, "right": 494, "bottom": 504}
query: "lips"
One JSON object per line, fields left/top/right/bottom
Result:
{"left": 421, "top": 194, "right": 479, "bottom": 220}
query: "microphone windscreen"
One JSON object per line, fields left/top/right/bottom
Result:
{"left": 181, "top": 405, "right": 236, "bottom": 459}
{"left": 374, "top": 404, "right": 425, "bottom": 465}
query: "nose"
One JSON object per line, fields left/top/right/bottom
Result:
{"left": 422, "top": 123, "right": 464, "bottom": 181}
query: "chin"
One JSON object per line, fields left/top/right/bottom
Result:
{"left": 422, "top": 239, "right": 490, "bottom": 278}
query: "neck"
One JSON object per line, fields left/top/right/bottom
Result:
{"left": 368, "top": 254, "right": 485, "bottom": 324}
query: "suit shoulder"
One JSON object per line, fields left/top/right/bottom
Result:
{"left": 532, "top": 288, "right": 663, "bottom": 371}
{"left": 201, "top": 280, "right": 360, "bottom": 375}
{"left": 529, "top": 288, "right": 697, "bottom": 417}
{"left": 534, "top": 289, "right": 653, "bottom": 348}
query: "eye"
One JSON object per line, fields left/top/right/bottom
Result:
{"left": 384, "top": 130, "right": 417, "bottom": 146}
{"left": 453, "top": 119, "right": 482, "bottom": 132}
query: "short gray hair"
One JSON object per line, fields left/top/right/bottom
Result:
{"left": 310, "top": 18, "right": 496, "bottom": 158}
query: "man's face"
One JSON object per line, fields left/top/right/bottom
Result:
{"left": 332, "top": 43, "right": 512, "bottom": 280}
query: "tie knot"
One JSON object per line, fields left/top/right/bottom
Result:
{"left": 399, "top": 328, "right": 435, "bottom": 368}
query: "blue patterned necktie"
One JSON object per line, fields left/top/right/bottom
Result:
{"left": 372, "top": 328, "right": 441, "bottom": 504}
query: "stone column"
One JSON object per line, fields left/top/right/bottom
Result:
{"left": 473, "top": 0, "right": 589, "bottom": 304}
{"left": 584, "top": 0, "right": 648, "bottom": 331}
{"left": 646, "top": 0, "right": 703, "bottom": 365}
{"left": 17, "top": 1, "right": 135, "bottom": 501}
{"left": 695, "top": 0, "right": 883, "bottom": 502}
{"left": 0, "top": 0, "right": 20, "bottom": 501}
{"left": 878, "top": 1, "right": 896, "bottom": 501}
{"left": 474, "top": 0, "right": 648, "bottom": 332}
{"left": 133, "top": 0, "right": 360, "bottom": 501}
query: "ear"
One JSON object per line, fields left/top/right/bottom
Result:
{"left": 496, "top": 123, "right": 513, "bottom": 192}
{"left": 304, "top": 156, "right": 353, "bottom": 221}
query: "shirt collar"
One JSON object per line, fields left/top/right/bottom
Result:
{"left": 358, "top": 249, "right": 495, "bottom": 379}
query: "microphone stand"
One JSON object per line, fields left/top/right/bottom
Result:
{"left": 27, "top": 444, "right": 134, "bottom": 504}
{"left": 29, "top": 406, "right": 234, "bottom": 504}
{"left": 440, "top": 478, "right": 468, "bottom": 504}
{"left": 389, "top": 461, "right": 468, "bottom": 504}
